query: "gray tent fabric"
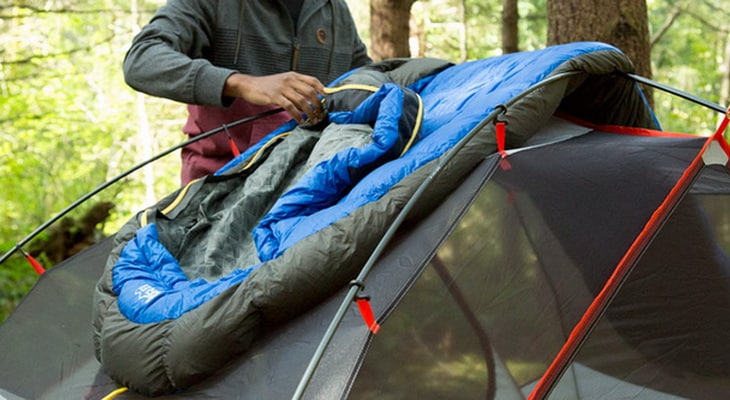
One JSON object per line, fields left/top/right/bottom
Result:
{"left": 5, "top": 43, "right": 729, "bottom": 400}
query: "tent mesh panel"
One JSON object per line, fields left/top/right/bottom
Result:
{"left": 349, "top": 132, "right": 730, "bottom": 400}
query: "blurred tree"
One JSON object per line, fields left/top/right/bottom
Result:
{"left": 647, "top": 0, "right": 728, "bottom": 134}
{"left": 502, "top": 0, "right": 519, "bottom": 53}
{"left": 370, "top": 0, "right": 418, "bottom": 59}
{"left": 547, "top": 0, "right": 652, "bottom": 80}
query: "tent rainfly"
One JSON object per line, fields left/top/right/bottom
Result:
{"left": 1, "top": 42, "right": 730, "bottom": 400}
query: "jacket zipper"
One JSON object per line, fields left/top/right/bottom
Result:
{"left": 291, "top": 37, "right": 300, "bottom": 71}
{"left": 286, "top": 0, "right": 299, "bottom": 72}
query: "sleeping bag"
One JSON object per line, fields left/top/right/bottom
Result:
{"left": 92, "top": 43, "right": 657, "bottom": 395}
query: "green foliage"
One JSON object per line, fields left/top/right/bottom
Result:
{"left": 647, "top": 0, "right": 729, "bottom": 134}
{"left": 0, "top": 0, "right": 181, "bottom": 322}
{"left": 0, "top": 256, "right": 37, "bottom": 321}
{"left": 404, "top": 0, "right": 546, "bottom": 62}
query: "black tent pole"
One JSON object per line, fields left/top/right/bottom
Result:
{"left": 624, "top": 73, "right": 727, "bottom": 114}
{"left": 0, "top": 108, "right": 285, "bottom": 267}
{"left": 430, "top": 255, "right": 497, "bottom": 400}
{"left": 290, "top": 71, "right": 583, "bottom": 400}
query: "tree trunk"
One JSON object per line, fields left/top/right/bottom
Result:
{"left": 502, "top": 0, "right": 519, "bottom": 54}
{"left": 547, "top": 0, "right": 652, "bottom": 80}
{"left": 719, "top": 31, "right": 730, "bottom": 111}
{"left": 370, "top": 0, "right": 417, "bottom": 61}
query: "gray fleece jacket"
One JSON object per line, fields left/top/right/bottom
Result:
{"left": 123, "top": 0, "right": 370, "bottom": 107}
{"left": 122, "top": 0, "right": 372, "bottom": 184}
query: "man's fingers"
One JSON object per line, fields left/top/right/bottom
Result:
{"left": 280, "top": 98, "right": 320, "bottom": 124}
{"left": 289, "top": 79, "right": 324, "bottom": 111}
{"left": 283, "top": 72, "right": 325, "bottom": 110}
{"left": 282, "top": 86, "right": 323, "bottom": 123}
{"left": 233, "top": 72, "right": 325, "bottom": 123}
{"left": 281, "top": 99, "right": 304, "bottom": 123}
{"left": 290, "top": 72, "right": 326, "bottom": 95}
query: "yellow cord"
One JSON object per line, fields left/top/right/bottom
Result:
{"left": 241, "top": 131, "right": 292, "bottom": 170}
{"left": 324, "top": 84, "right": 378, "bottom": 94}
{"left": 100, "top": 387, "right": 128, "bottom": 400}
{"left": 324, "top": 83, "right": 422, "bottom": 156}
{"left": 400, "top": 94, "right": 424, "bottom": 156}
{"left": 160, "top": 177, "right": 199, "bottom": 215}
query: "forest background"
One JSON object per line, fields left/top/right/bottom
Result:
{"left": 1, "top": 0, "right": 728, "bottom": 322}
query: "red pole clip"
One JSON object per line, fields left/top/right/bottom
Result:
{"left": 19, "top": 248, "right": 46, "bottom": 275}
{"left": 496, "top": 120, "right": 508, "bottom": 158}
{"left": 223, "top": 124, "right": 241, "bottom": 157}
{"left": 350, "top": 280, "right": 380, "bottom": 334}
{"left": 494, "top": 105, "right": 511, "bottom": 170}
{"left": 355, "top": 295, "right": 381, "bottom": 334}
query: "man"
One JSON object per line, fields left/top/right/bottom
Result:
{"left": 123, "top": 0, "right": 371, "bottom": 185}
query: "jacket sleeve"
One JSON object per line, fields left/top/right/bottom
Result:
{"left": 351, "top": 34, "right": 372, "bottom": 69}
{"left": 122, "top": 0, "right": 235, "bottom": 107}
{"left": 339, "top": 1, "right": 372, "bottom": 69}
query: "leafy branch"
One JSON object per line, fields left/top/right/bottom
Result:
{"left": 0, "top": 4, "right": 157, "bottom": 19}
{"left": 1, "top": 34, "right": 116, "bottom": 65}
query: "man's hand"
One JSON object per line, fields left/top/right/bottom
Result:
{"left": 224, "top": 72, "right": 326, "bottom": 124}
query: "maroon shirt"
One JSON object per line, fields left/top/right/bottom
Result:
{"left": 180, "top": 100, "right": 290, "bottom": 185}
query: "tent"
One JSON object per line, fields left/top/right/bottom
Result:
{"left": 1, "top": 42, "right": 730, "bottom": 399}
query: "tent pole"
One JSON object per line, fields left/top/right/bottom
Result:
{"left": 430, "top": 255, "right": 498, "bottom": 400}
{"left": 624, "top": 73, "right": 727, "bottom": 114}
{"left": 293, "top": 72, "right": 730, "bottom": 399}
{"left": 0, "top": 108, "right": 284, "bottom": 268}
{"left": 290, "top": 71, "right": 583, "bottom": 400}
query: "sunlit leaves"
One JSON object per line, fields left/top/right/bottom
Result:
{"left": 0, "top": 0, "right": 180, "bottom": 322}
{"left": 648, "top": 0, "right": 729, "bottom": 133}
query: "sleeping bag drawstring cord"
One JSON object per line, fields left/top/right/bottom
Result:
{"left": 100, "top": 386, "right": 128, "bottom": 400}
{"left": 0, "top": 107, "right": 285, "bottom": 271}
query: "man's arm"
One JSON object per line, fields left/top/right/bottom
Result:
{"left": 122, "top": 0, "right": 232, "bottom": 107}
{"left": 124, "top": 0, "right": 325, "bottom": 121}
{"left": 350, "top": 33, "right": 372, "bottom": 69}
